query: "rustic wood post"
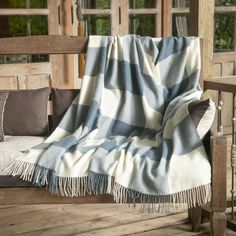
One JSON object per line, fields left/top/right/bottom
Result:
{"left": 210, "top": 136, "right": 227, "bottom": 236}
{"left": 189, "top": 1, "right": 226, "bottom": 234}
{"left": 162, "top": 0, "right": 172, "bottom": 36}
{"left": 190, "top": 2, "right": 227, "bottom": 235}
{"left": 189, "top": 0, "right": 214, "bottom": 81}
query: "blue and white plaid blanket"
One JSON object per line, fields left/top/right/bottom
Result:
{"left": 8, "top": 35, "right": 213, "bottom": 212}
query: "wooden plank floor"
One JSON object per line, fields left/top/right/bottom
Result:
{"left": 0, "top": 135, "right": 236, "bottom": 236}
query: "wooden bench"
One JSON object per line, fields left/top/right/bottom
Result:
{"left": 0, "top": 35, "right": 228, "bottom": 235}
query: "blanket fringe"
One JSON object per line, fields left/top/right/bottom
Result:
{"left": 7, "top": 160, "right": 211, "bottom": 213}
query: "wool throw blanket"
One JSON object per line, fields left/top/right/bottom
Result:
{"left": 8, "top": 35, "right": 214, "bottom": 213}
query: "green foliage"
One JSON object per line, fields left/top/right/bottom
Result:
{"left": 214, "top": 14, "right": 234, "bottom": 51}
{"left": 172, "top": 0, "right": 189, "bottom": 7}
{"left": 94, "top": 17, "right": 110, "bottom": 35}
{"left": 5, "top": 0, "right": 47, "bottom": 37}
{"left": 129, "top": 0, "right": 155, "bottom": 8}
{"left": 8, "top": 0, "right": 47, "bottom": 8}
{"left": 214, "top": 1, "right": 236, "bottom": 51}
{"left": 85, "top": 16, "right": 110, "bottom": 35}
{"left": 130, "top": 0, "right": 146, "bottom": 8}
{"left": 129, "top": 15, "right": 155, "bottom": 36}
{"left": 8, "top": 16, "right": 48, "bottom": 37}
{"left": 95, "top": 0, "right": 109, "bottom": 9}
{"left": 215, "top": 0, "right": 236, "bottom": 6}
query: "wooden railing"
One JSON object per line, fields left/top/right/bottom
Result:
{"left": 204, "top": 77, "right": 236, "bottom": 231}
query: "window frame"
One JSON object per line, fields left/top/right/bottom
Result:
{"left": 214, "top": 5, "right": 236, "bottom": 52}
{"left": 81, "top": 0, "right": 161, "bottom": 37}
{"left": 0, "top": 2, "right": 51, "bottom": 64}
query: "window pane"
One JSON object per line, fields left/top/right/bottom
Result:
{"left": 172, "top": 14, "right": 189, "bottom": 36}
{"left": 0, "top": 55, "right": 49, "bottom": 64}
{"left": 82, "top": 0, "right": 110, "bottom": 9}
{"left": 172, "top": 0, "right": 189, "bottom": 7}
{"left": 129, "top": 14, "right": 155, "bottom": 36}
{"left": 214, "top": 14, "right": 235, "bottom": 51}
{"left": 215, "top": 0, "right": 236, "bottom": 6}
{"left": 0, "top": 15, "right": 48, "bottom": 64}
{"left": 0, "top": 15, "right": 48, "bottom": 37}
{"left": 83, "top": 15, "right": 110, "bottom": 35}
{"left": 0, "top": 0, "right": 47, "bottom": 8}
{"left": 129, "top": 0, "right": 156, "bottom": 8}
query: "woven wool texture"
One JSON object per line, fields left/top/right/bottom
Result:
{"left": 7, "top": 35, "right": 214, "bottom": 212}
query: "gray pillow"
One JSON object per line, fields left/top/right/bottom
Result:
{"left": 3, "top": 88, "right": 51, "bottom": 136}
{"left": 52, "top": 88, "right": 80, "bottom": 130}
{"left": 0, "top": 92, "right": 9, "bottom": 141}
{"left": 189, "top": 99, "right": 215, "bottom": 139}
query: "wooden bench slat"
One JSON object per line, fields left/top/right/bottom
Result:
{"left": 0, "top": 36, "right": 89, "bottom": 55}
{"left": 0, "top": 187, "right": 114, "bottom": 204}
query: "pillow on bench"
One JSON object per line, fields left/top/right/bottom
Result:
{"left": 52, "top": 88, "right": 80, "bottom": 131}
{"left": 189, "top": 98, "right": 215, "bottom": 139}
{"left": 0, "top": 87, "right": 213, "bottom": 141}
{"left": 1, "top": 88, "right": 51, "bottom": 136}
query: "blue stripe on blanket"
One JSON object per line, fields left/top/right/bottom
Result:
{"left": 72, "top": 115, "right": 201, "bottom": 161}
{"left": 155, "top": 37, "right": 192, "bottom": 62}
{"left": 59, "top": 104, "right": 89, "bottom": 133}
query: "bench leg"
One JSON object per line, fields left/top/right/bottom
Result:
{"left": 190, "top": 205, "right": 202, "bottom": 232}
{"left": 210, "top": 136, "right": 227, "bottom": 236}
{"left": 210, "top": 212, "right": 227, "bottom": 236}
{"left": 188, "top": 208, "right": 191, "bottom": 221}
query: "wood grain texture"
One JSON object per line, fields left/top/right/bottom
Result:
{"left": 162, "top": 0, "right": 172, "bottom": 36}
{"left": 81, "top": 9, "right": 111, "bottom": 15}
{"left": 58, "top": 0, "right": 76, "bottom": 89}
{"left": 26, "top": 74, "right": 51, "bottom": 89}
{"left": 215, "top": 6, "right": 236, "bottom": 13}
{"left": 0, "top": 204, "right": 235, "bottom": 235}
{"left": 204, "top": 75, "right": 236, "bottom": 132}
{"left": 213, "top": 64, "right": 222, "bottom": 77}
{"left": 212, "top": 52, "right": 236, "bottom": 133}
{"left": 128, "top": 9, "right": 158, "bottom": 14}
{"left": 0, "top": 36, "right": 88, "bottom": 55}
{"left": 189, "top": 0, "right": 214, "bottom": 81}
{"left": 210, "top": 136, "right": 227, "bottom": 236}
{"left": 119, "top": 0, "right": 129, "bottom": 35}
{"left": 0, "top": 62, "right": 51, "bottom": 76}
{"left": 204, "top": 77, "right": 236, "bottom": 93}
{"left": 0, "top": 63, "right": 51, "bottom": 89}
{"left": 156, "top": 0, "right": 162, "bottom": 37}
{"left": 110, "top": 0, "right": 120, "bottom": 35}
{"left": 0, "top": 8, "right": 49, "bottom": 15}
{"left": 191, "top": 206, "right": 202, "bottom": 232}
{"left": 172, "top": 7, "right": 189, "bottom": 14}
{"left": 48, "top": 0, "right": 61, "bottom": 88}
{"left": 222, "top": 62, "right": 235, "bottom": 77}
{"left": 0, "top": 76, "right": 18, "bottom": 89}
{"left": 0, "top": 187, "right": 114, "bottom": 205}
{"left": 213, "top": 52, "right": 236, "bottom": 64}
{"left": 0, "top": 204, "right": 184, "bottom": 235}
{"left": 201, "top": 0, "right": 214, "bottom": 80}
